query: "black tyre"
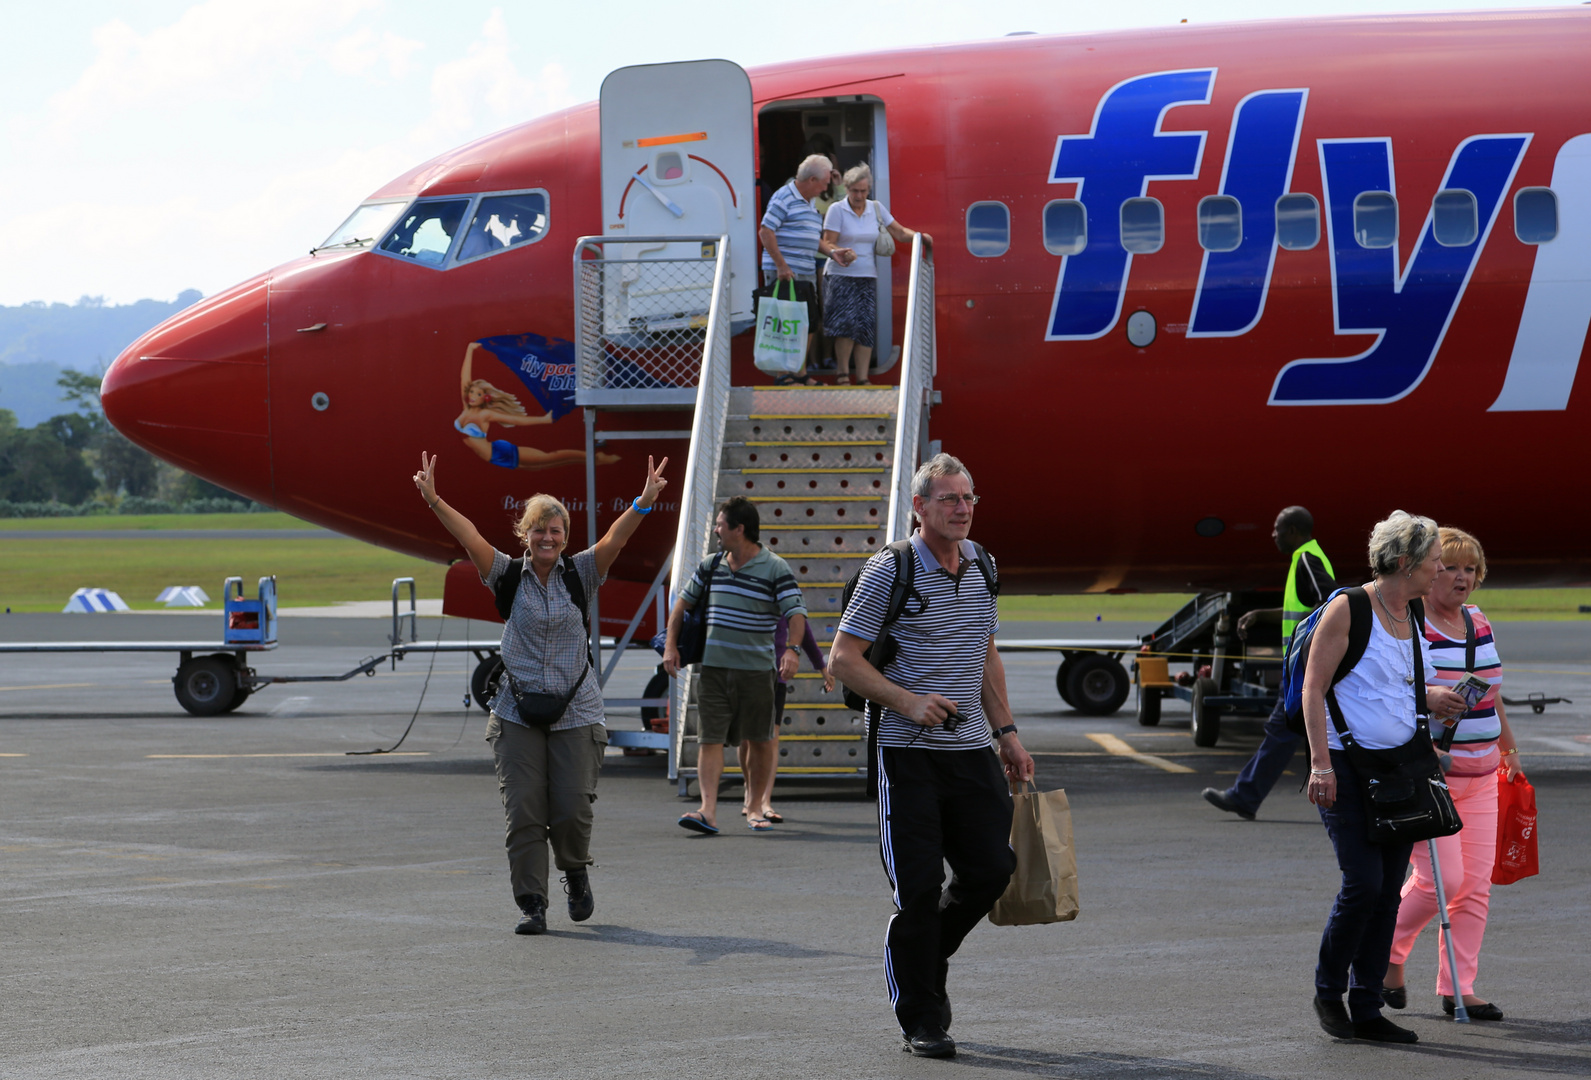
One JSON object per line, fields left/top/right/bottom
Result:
{"left": 641, "top": 669, "right": 669, "bottom": 730}
{"left": 470, "top": 655, "right": 504, "bottom": 712}
{"left": 1190, "top": 676, "right": 1222, "bottom": 747}
{"left": 222, "top": 685, "right": 253, "bottom": 713}
{"left": 1055, "top": 658, "right": 1076, "bottom": 706}
{"left": 1137, "top": 686, "right": 1162, "bottom": 726}
{"left": 1064, "top": 655, "right": 1130, "bottom": 716}
{"left": 173, "top": 655, "right": 239, "bottom": 716}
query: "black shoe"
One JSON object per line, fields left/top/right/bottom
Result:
{"left": 562, "top": 869, "right": 594, "bottom": 922}
{"left": 902, "top": 1025, "right": 956, "bottom": 1059}
{"left": 1382, "top": 984, "right": 1407, "bottom": 1010}
{"left": 514, "top": 894, "right": 547, "bottom": 935}
{"left": 1443, "top": 996, "right": 1504, "bottom": 1021}
{"left": 1202, "top": 787, "right": 1256, "bottom": 820}
{"left": 1314, "top": 997, "right": 1354, "bottom": 1039}
{"left": 1353, "top": 1015, "right": 1419, "bottom": 1043}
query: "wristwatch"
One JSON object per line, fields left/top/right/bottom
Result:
{"left": 993, "top": 724, "right": 1018, "bottom": 738}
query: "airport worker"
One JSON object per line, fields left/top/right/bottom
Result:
{"left": 739, "top": 613, "right": 830, "bottom": 823}
{"left": 1202, "top": 505, "right": 1336, "bottom": 819}
{"left": 1301, "top": 511, "right": 1470, "bottom": 1044}
{"left": 758, "top": 153, "right": 852, "bottom": 386}
{"left": 820, "top": 163, "right": 929, "bottom": 385}
{"left": 1385, "top": 527, "right": 1522, "bottom": 1021}
{"left": 664, "top": 496, "right": 808, "bottom": 834}
{"left": 829, "top": 452, "right": 1035, "bottom": 1060}
{"left": 412, "top": 451, "right": 669, "bottom": 935}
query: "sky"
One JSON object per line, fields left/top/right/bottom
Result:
{"left": 0, "top": 0, "right": 1573, "bottom": 307}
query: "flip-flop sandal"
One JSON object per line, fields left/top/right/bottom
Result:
{"left": 834, "top": 376, "right": 851, "bottom": 385}
{"left": 762, "top": 811, "right": 784, "bottom": 823}
{"left": 678, "top": 812, "right": 719, "bottom": 835}
{"left": 747, "top": 817, "right": 773, "bottom": 831}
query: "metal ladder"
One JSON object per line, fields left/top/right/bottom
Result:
{"left": 671, "top": 236, "right": 937, "bottom": 792}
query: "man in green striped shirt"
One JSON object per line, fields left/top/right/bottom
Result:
{"left": 665, "top": 497, "right": 807, "bottom": 834}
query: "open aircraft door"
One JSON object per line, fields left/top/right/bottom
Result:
{"left": 600, "top": 60, "right": 757, "bottom": 332}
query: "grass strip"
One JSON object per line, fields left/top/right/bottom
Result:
{"left": 0, "top": 537, "right": 447, "bottom": 612}
{"left": 0, "top": 512, "right": 315, "bottom": 532}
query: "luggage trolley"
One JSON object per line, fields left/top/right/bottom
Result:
{"left": 1134, "top": 589, "right": 1286, "bottom": 746}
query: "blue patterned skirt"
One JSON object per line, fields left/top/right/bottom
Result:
{"left": 822, "top": 275, "right": 876, "bottom": 347}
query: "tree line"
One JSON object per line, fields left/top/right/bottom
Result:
{"left": 0, "top": 370, "right": 261, "bottom": 516}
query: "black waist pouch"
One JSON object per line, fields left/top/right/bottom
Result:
{"left": 506, "top": 666, "right": 589, "bottom": 728}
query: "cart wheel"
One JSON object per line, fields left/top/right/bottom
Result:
{"left": 470, "top": 656, "right": 504, "bottom": 712}
{"left": 174, "top": 654, "right": 239, "bottom": 716}
{"left": 1190, "top": 677, "right": 1222, "bottom": 747}
{"left": 222, "top": 685, "right": 253, "bottom": 713}
{"left": 1137, "top": 686, "right": 1162, "bottom": 726}
{"left": 1055, "top": 659, "right": 1076, "bottom": 706}
{"left": 1065, "top": 655, "right": 1130, "bottom": 716}
{"left": 640, "top": 669, "right": 669, "bottom": 731}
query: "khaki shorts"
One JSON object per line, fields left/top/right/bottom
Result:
{"left": 696, "top": 666, "right": 777, "bottom": 746}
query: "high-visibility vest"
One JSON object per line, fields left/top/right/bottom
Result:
{"left": 1282, "top": 539, "right": 1334, "bottom": 651}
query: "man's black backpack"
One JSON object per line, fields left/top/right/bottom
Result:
{"left": 838, "top": 539, "right": 998, "bottom": 712}
{"left": 841, "top": 539, "right": 998, "bottom": 799}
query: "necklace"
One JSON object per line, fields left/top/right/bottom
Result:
{"left": 1373, "top": 582, "right": 1416, "bottom": 685}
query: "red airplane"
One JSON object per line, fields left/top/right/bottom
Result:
{"left": 103, "top": 7, "right": 1591, "bottom": 637}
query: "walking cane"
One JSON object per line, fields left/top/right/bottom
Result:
{"left": 1426, "top": 838, "right": 1469, "bottom": 1023}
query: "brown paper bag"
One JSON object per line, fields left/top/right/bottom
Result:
{"left": 988, "top": 783, "right": 1078, "bottom": 926}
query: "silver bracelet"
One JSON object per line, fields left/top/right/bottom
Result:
{"left": 1310, "top": 767, "right": 1334, "bottom": 776}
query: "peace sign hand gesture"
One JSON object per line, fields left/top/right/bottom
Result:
{"left": 414, "top": 451, "right": 439, "bottom": 506}
{"left": 636, "top": 455, "right": 669, "bottom": 509}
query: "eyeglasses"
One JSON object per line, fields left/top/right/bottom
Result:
{"left": 931, "top": 493, "right": 980, "bottom": 506}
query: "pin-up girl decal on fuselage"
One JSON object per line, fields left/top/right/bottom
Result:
{"left": 455, "top": 341, "right": 618, "bottom": 471}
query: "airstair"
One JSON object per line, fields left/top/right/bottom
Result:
{"left": 573, "top": 232, "right": 936, "bottom": 792}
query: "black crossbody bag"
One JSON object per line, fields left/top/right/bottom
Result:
{"left": 494, "top": 556, "right": 592, "bottom": 728}
{"left": 1326, "top": 600, "right": 1462, "bottom": 845}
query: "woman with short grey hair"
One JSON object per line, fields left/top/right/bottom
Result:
{"left": 1301, "top": 510, "right": 1469, "bottom": 1044}
{"left": 820, "top": 163, "right": 929, "bottom": 384}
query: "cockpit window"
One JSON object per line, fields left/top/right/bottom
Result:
{"left": 455, "top": 190, "right": 550, "bottom": 263}
{"left": 379, "top": 199, "right": 471, "bottom": 266}
{"left": 316, "top": 200, "right": 408, "bottom": 253}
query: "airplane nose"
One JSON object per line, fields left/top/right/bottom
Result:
{"left": 101, "top": 276, "right": 273, "bottom": 503}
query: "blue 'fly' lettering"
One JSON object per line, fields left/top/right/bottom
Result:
{"left": 1047, "top": 69, "right": 1214, "bottom": 340}
{"left": 1269, "top": 134, "right": 1529, "bottom": 404}
{"left": 1189, "top": 89, "right": 1308, "bottom": 337}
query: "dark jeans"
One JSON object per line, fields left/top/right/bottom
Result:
{"left": 1316, "top": 748, "right": 1413, "bottom": 1021}
{"left": 1227, "top": 698, "right": 1299, "bottom": 815}
{"left": 877, "top": 745, "right": 1016, "bottom": 1034}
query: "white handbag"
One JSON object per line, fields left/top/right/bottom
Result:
{"left": 872, "top": 201, "right": 895, "bottom": 257}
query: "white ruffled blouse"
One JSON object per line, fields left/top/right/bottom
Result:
{"left": 1327, "top": 611, "right": 1437, "bottom": 751}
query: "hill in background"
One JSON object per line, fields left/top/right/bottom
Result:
{"left": 0, "top": 292, "right": 202, "bottom": 426}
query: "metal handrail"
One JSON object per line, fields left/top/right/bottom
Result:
{"left": 667, "top": 236, "right": 734, "bottom": 779}
{"left": 886, "top": 235, "right": 936, "bottom": 542}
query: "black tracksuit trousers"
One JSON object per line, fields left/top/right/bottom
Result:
{"left": 877, "top": 744, "right": 1016, "bottom": 1034}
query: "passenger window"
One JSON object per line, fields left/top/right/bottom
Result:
{"left": 379, "top": 199, "right": 471, "bottom": 266}
{"left": 1432, "top": 189, "right": 1478, "bottom": 247}
{"left": 1120, "top": 198, "right": 1163, "bottom": 254}
{"left": 1197, "top": 196, "right": 1242, "bottom": 252}
{"left": 1275, "top": 194, "right": 1320, "bottom": 250}
{"left": 1353, "top": 192, "right": 1397, "bottom": 249}
{"left": 1042, "top": 200, "right": 1086, "bottom": 256}
{"left": 456, "top": 190, "right": 550, "bottom": 263}
{"left": 1514, "top": 187, "right": 1558, "bottom": 244}
{"left": 966, "top": 201, "right": 1010, "bottom": 257}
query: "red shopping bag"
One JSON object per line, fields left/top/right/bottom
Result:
{"left": 1492, "top": 767, "right": 1539, "bottom": 885}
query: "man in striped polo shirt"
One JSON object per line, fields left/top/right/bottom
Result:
{"left": 758, "top": 153, "right": 854, "bottom": 382}
{"left": 830, "top": 453, "right": 1034, "bottom": 1059}
{"left": 664, "top": 496, "right": 807, "bottom": 834}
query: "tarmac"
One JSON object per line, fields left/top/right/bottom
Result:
{"left": 2, "top": 612, "right": 1589, "bottom": 1079}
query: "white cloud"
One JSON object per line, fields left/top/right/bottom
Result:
{"left": 414, "top": 8, "right": 574, "bottom": 148}
{"left": 327, "top": 26, "right": 426, "bottom": 80}
{"left": 47, "top": 0, "right": 382, "bottom": 132}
